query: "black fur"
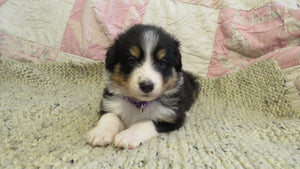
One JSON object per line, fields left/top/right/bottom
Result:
{"left": 154, "top": 71, "right": 199, "bottom": 132}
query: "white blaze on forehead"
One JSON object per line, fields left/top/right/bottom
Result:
{"left": 139, "top": 30, "right": 161, "bottom": 84}
{"left": 140, "top": 29, "right": 160, "bottom": 80}
{"left": 141, "top": 30, "right": 159, "bottom": 58}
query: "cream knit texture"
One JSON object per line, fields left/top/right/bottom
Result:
{"left": 0, "top": 56, "right": 299, "bottom": 168}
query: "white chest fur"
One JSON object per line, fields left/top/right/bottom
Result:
{"left": 102, "top": 97, "right": 176, "bottom": 127}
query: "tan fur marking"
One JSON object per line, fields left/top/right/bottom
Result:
{"left": 129, "top": 46, "right": 140, "bottom": 58}
{"left": 113, "top": 64, "right": 129, "bottom": 88}
{"left": 163, "top": 69, "right": 178, "bottom": 92}
{"left": 157, "top": 49, "right": 166, "bottom": 60}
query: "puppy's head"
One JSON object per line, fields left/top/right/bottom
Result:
{"left": 105, "top": 24, "right": 182, "bottom": 101}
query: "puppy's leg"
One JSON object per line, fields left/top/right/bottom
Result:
{"left": 87, "top": 113, "right": 124, "bottom": 147}
{"left": 114, "top": 120, "right": 158, "bottom": 149}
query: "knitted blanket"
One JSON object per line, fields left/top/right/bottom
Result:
{"left": 0, "top": 56, "right": 299, "bottom": 168}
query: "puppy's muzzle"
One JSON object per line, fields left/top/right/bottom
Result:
{"left": 139, "top": 80, "right": 154, "bottom": 93}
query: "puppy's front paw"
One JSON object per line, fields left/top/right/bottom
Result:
{"left": 87, "top": 113, "right": 124, "bottom": 147}
{"left": 114, "top": 121, "right": 158, "bottom": 149}
{"left": 114, "top": 129, "right": 144, "bottom": 149}
{"left": 87, "top": 127, "right": 116, "bottom": 147}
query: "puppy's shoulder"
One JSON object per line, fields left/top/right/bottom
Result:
{"left": 179, "top": 70, "right": 199, "bottom": 111}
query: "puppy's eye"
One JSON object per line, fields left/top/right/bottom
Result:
{"left": 128, "top": 57, "right": 136, "bottom": 66}
{"left": 159, "top": 59, "right": 168, "bottom": 68}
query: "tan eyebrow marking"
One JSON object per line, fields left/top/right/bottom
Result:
{"left": 157, "top": 49, "right": 166, "bottom": 60}
{"left": 113, "top": 63, "right": 129, "bottom": 89}
{"left": 129, "top": 46, "right": 140, "bottom": 58}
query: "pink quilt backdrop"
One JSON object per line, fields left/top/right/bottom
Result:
{"left": 208, "top": 2, "right": 300, "bottom": 77}
{"left": 0, "top": 32, "right": 57, "bottom": 62}
{"left": 0, "top": 0, "right": 8, "bottom": 6}
{"left": 3, "top": 0, "right": 297, "bottom": 77}
{"left": 60, "top": 0, "right": 149, "bottom": 61}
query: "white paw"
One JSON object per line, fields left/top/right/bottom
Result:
{"left": 87, "top": 113, "right": 124, "bottom": 147}
{"left": 114, "top": 121, "right": 158, "bottom": 149}
{"left": 87, "top": 127, "right": 116, "bottom": 147}
{"left": 114, "top": 129, "right": 144, "bottom": 149}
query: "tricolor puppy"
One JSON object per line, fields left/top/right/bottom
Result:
{"left": 87, "top": 24, "right": 199, "bottom": 149}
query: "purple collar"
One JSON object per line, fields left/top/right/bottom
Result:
{"left": 122, "top": 96, "right": 152, "bottom": 111}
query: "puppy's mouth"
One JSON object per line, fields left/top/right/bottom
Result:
{"left": 133, "top": 94, "right": 160, "bottom": 102}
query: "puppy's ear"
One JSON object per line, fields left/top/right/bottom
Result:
{"left": 174, "top": 40, "right": 182, "bottom": 72}
{"left": 105, "top": 44, "right": 117, "bottom": 72}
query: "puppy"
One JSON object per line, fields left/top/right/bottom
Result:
{"left": 87, "top": 24, "right": 199, "bottom": 149}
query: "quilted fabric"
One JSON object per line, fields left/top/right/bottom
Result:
{"left": 0, "top": 0, "right": 75, "bottom": 48}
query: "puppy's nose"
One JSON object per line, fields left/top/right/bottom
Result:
{"left": 139, "top": 81, "right": 154, "bottom": 93}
